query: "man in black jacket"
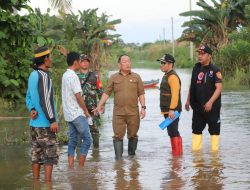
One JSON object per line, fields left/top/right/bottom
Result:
{"left": 185, "top": 44, "right": 222, "bottom": 151}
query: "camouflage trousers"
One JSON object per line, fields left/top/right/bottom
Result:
{"left": 89, "top": 113, "right": 101, "bottom": 135}
{"left": 30, "top": 127, "right": 59, "bottom": 165}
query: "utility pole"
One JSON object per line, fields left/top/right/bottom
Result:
{"left": 159, "top": 34, "right": 163, "bottom": 49}
{"left": 163, "top": 27, "right": 166, "bottom": 48}
{"left": 190, "top": 0, "right": 193, "bottom": 61}
{"left": 171, "top": 17, "right": 175, "bottom": 57}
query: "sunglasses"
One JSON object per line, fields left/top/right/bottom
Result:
{"left": 160, "top": 61, "right": 173, "bottom": 65}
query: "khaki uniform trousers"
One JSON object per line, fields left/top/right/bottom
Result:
{"left": 112, "top": 114, "right": 140, "bottom": 140}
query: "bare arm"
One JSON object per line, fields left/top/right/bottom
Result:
{"left": 98, "top": 93, "right": 109, "bottom": 108}
{"left": 75, "top": 92, "right": 90, "bottom": 117}
{"left": 185, "top": 86, "right": 191, "bottom": 111}
{"left": 204, "top": 83, "right": 222, "bottom": 112}
{"left": 92, "top": 93, "right": 110, "bottom": 115}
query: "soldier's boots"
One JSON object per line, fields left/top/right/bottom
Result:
{"left": 113, "top": 140, "right": 123, "bottom": 160}
{"left": 92, "top": 133, "right": 99, "bottom": 149}
{"left": 128, "top": 138, "right": 138, "bottom": 156}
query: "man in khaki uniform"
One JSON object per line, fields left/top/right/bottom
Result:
{"left": 94, "top": 55, "right": 146, "bottom": 159}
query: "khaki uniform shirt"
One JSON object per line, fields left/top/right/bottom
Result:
{"left": 105, "top": 71, "right": 145, "bottom": 115}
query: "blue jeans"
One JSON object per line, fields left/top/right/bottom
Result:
{"left": 68, "top": 116, "right": 91, "bottom": 156}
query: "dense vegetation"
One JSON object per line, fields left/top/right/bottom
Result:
{"left": 1, "top": 0, "right": 249, "bottom": 144}
{"left": 179, "top": 0, "right": 250, "bottom": 88}
{"left": 1, "top": 0, "right": 249, "bottom": 102}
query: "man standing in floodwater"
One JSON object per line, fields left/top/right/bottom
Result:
{"left": 77, "top": 54, "right": 104, "bottom": 148}
{"left": 185, "top": 44, "right": 222, "bottom": 151}
{"left": 157, "top": 53, "right": 183, "bottom": 156}
{"left": 93, "top": 54, "right": 146, "bottom": 160}
{"left": 26, "top": 46, "right": 59, "bottom": 183}
{"left": 62, "top": 52, "right": 92, "bottom": 169}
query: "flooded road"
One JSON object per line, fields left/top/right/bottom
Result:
{"left": 0, "top": 68, "right": 250, "bottom": 189}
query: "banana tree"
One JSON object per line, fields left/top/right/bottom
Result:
{"left": 63, "top": 9, "right": 121, "bottom": 69}
{"left": 0, "top": 0, "right": 40, "bottom": 99}
{"left": 179, "top": 0, "right": 249, "bottom": 51}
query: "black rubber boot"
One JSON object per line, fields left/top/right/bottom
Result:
{"left": 128, "top": 138, "right": 138, "bottom": 156}
{"left": 113, "top": 140, "right": 123, "bottom": 160}
{"left": 92, "top": 133, "right": 99, "bottom": 149}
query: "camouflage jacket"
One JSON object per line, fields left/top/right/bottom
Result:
{"left": 77, "top": 71, "right": 103, "bottom": 111}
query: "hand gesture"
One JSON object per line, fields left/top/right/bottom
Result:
{"left": 185, "top": 100, "right": 190, "bottom": 111}
{"left": 84, "top": 111, "right": 91, "bottom": 118}
{"left": 204, "top": 101, "right": 213, "bottom": 112}
{"left": 50, "top": 122, "right": 59, "bottom": 133}
{"left": 168, "top": 110, "right": 175, "bottom": 120}
{"left": 140, "top": 108, "right": 146, "bottom": 119}
{"left": 92, "top": 106, "right": 104, "bottom": 116}
{"left": 30, "top": 110, "right": 38, "bottom": 120}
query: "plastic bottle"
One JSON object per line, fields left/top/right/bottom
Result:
{"left": 88, "top": 117, "right": 93, "bottom": 125}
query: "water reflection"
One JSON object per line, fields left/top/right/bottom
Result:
{"left": 33, "top": 180, "right": 52, "bottom": 190}
{"left": 113, "top": 158, "right": 142, "bottom": 190}
{"left": 128, "top": 158, "right": 141, "bottom": 189}
{"left": 0, "top": 69, "right": 250, "bottom": 189}
{"left": 191, "top": 151, "right": 224, "bottom": 189}
{"left": 161, "top": 157, "right": 185, "bottom": 190}
{"left": 114, "top": 160, "right": 128, "bottom": 189}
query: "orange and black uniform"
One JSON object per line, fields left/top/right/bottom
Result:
{"left": 190, "top": 62, "right": 222, "bottom": 135}
{"left": 160, "top": 70, "right": 182, "bottom": 137}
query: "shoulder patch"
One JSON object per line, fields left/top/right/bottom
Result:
{"left": 216, "top": 72, "right": 222, "bottom": 80}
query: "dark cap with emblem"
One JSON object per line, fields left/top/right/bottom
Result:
{"left": 197, "top": 44, "right": 212, "bottom": 55}
{"left": 80, "top": 54, "right": 90, "bottom": 62}
{"left": 157, "top": 54, "right": 175, "bottom": 64}
{"left": 34, "top": 46, "right": 50, "bottom": 58}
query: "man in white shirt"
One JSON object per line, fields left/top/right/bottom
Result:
{"left": 62, "top": 52, "right": 91, "bottom": 169}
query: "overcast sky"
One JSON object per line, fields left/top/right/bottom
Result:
{"left": 28, "top": 0, "right": 200, "bottom": 44}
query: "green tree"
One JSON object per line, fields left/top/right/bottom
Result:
{"left": 216, "top": 4, "right": 250, "bottom": 76}
{"left": 179, "top": 0, "right": 249, "bottom": 51}
{"left": 63, "top": 9, "right": 121, "bottom": 69}
{"left": 0, "top": 0, "right": 39, "bottom": 99}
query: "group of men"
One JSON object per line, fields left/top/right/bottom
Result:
{"left": 26, "top": 44, "right": 222, "bottom": 182}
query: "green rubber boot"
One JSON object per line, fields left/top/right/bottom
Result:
{"left": 113, "top": 140, "right": 123, "bottom": 160}
{"left": 128, "top": 138, "right": 138, "bottom": 156}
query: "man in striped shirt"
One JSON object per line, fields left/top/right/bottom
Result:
{"left": 26, "top": 46, "right": 59, "bottom": 183}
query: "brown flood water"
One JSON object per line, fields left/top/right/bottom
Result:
{"left": 0, "top": 68, "right": 250, "bottom": 190}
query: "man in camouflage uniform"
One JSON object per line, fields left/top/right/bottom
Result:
{"left": 77, "top": 54, "right": 103, "bottom": 148}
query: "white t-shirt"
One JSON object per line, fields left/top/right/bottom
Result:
{"left": 62, "top": 69, "right": 84, "bottom": 122}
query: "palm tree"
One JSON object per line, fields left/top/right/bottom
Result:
{"left": 179, "top": 0, "right": 249, "bottom": 51}
{"left": 48, "top": 0, "right": 72, "bottom": 12}
{"left": 63, "top": 8, "right": 121, "bottom": 69}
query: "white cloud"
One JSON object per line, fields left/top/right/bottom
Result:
{"left": 28, "top": 0, "right": 200, "bottom": 44}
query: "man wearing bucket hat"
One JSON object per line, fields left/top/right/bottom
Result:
{"left": 26, "top": 46, "right": 59, "bottom": 182}
{"left": 185, "top": 44, "right": 222, "bottom": 151}
{"left": 157, "top": 53, "right": 183, "bottom": 156}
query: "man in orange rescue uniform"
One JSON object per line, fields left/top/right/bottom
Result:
{"left": 157, "top": 53, "right": 183, "bottom": 156}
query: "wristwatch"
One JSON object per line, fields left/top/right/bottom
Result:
{"left": 141, "top": 106, "right": 146, "bottom": 109}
